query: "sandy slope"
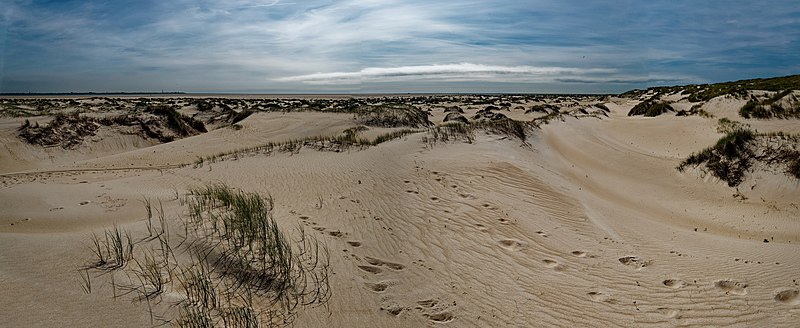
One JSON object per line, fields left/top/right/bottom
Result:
{"left": 1, "top": 99, "right": 799, "bottom": 327}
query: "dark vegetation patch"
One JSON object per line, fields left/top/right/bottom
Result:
{"left": 472, "top": 107, "right": 508, "bottom": 121}
{"left": 524, "top": 104, "right": 560, "bottom": 114}
{"left": 443, "top": 112, "right": 469, "bottom": 124}
{"left": 229, "top": 109, "right": 254, "bottom": 124}
{"left": 19, "top": 112, "right": 100, "bottom": 148}
{"left": 678, "top": 126, "right": 800, "bottom": 186}
{"left": 424, "top": 118, "right": 535, "bottom": 147}
{"left": 628, "top": 99, "right": 674, "bottom": 117}
{"left": 18, "top": 104, "right": 207, "bottom": 148}
{"left": 676, "top": 103, "right": 713, "bottom": 117}
{"left": 621, "top": 74, "right": 800, "bottom": 103}
{"left": 353, "top": 104, "right": 431, "bottom": 128}
{"left": 678, "top": 128, "right": 755, "bottom": 187}
{"left": 592, "top": 103, "right": 610, "bottom": 112}
{"left": 739, "top": 90, "right": 800, "bottom": 119}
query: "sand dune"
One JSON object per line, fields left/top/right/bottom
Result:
{"left": 1, "top": 94, "right": 798, "bottom": 327}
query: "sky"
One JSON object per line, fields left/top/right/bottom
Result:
{"left": 0, "top": 0, "right": 798, "bottom": 94}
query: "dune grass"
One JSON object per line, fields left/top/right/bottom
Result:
{"left": 81, "top": 184, "right": 330, "bottom": 327}
{"left": 678, "top": 127, "right": 800, "bottom": 186}
{"left": 423, "top": 118, "right": 534, "bottom": 148}
{"left": 739, "top": 90, "right": 799, "bottom": 119}
{"left": 192, "top": 128, "right": 420, "bottom": 167}
{"left": 678, "top": 128, "right": 755, "bottom": 187}
{"left": 87, "top": 225, "right": 135, "bottom": 270}
{"left": 627, "top": 99, "right": 674, "bottom": 117}
{"left": 352, "top": 104, "right": 432, "bottom": 128}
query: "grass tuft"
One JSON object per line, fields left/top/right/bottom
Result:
{"left": 628, "top": 99, "right": 674, "bottom": 117}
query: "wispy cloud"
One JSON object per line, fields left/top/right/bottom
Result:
{"left": 276, "top": 63, "right": 616, "bottom": 84}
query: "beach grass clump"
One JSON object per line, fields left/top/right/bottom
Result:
{"left": 679, "top": 127, "right": 800, "bottom": 186}
{"left": 80, "top": 184, "right": 330, "bottom": 327}
{"left": 627, "top": 99, "right": 674, "bottom": 117}
{"left": 678, "top": 128, "right": 756, "bottom": 186}
{"left": 676, "top": 103, "right": 713, "bottom": 117}
{"left": 176, "top": 304, "right": 214, "bottom": 328}
{"left": 739, "top": 90, "right": 799, "bottom": 119}
{"left": 423, "top": 122, "right": 476, "bottom": 146}
{"left": 147, "top": 104, "right": 208, "bottom": 135}
{"left": 182, "top": 184, "right": 331, "bottom": 324}
{"left": 424, "top": 118, "right": 534, "bottom": 147}
{"left": 87, "top": 225, "right": 135, "bottom": 270}
{"left": 716, "top": 118, "right": 746, "bottom": 134}
{"left": 477, "top": 118, "right": 529, "bottom": 141}
{"left": 19, "top": 111, "right": 100, "bottom": 149}
{"left": 354, "top": 104, "right": 431, "bottom": 128}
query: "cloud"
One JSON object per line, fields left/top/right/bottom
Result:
{"left": 276, "top": 63, "right": 617, "bottom": 84}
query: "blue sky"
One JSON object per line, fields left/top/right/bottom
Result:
{"left": 1, "top": 0, "right": 798, "bottom": 93}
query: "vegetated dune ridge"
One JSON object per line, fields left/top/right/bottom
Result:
{"left": 1, "top": 87, "right": 799, "bottom": 327}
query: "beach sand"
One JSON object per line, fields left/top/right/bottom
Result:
{"left": 1, "top": 95, "right": 798, "bottom": 327}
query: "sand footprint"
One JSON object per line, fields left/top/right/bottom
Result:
{"left": 542, "top": 259, "right": 566, "bottom": 271}
{"left": 347, "top": 241, "right": 362, "bottom": 247}
{"left": 358, "top": 265, "right": 383, "bottom": 274}
{"left": 715, "top": 280, "right": 748, "bottom": 295}
{"left": 571, "top": 250, "right": 587, "bottom": 257}
{"left": 364, "top": 281, "right": 390, "bottom": 292}
{"left": 618, "top": 256, "right": 651, "bottom": 270}
{"left": 662, "top": 279, "right": 685, "bottom": 289}
{"left": 656, "top": 308, "right": 680, "bottom": 319}
{"left": 774, "top": 289, "right": 799, "bottom": 305}
{"left": 428, "top": 311, "right": 455, "bottom": 323}
{"left": 380, "top": 303, "right": 404, "bottom": 316}
{"left": 536, "top": 231, "right": 549, "bottom": 238}
{"left": 416, "top": 299, "right": 438, "bottom": 308}
{"left": 497, "top": 239, "right": 525, "bottom": 251}
{"left": 587, "top": 291, "right": 611, "bottom": 303}
{"left": 365, "top": 257, "right": 406, "bottom": 270}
